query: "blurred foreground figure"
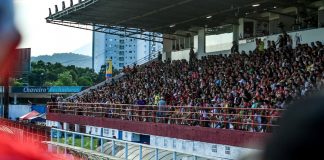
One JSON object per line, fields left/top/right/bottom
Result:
{"left": 0, "top": 1, "right": 61, "bottom": 160}
{"left": 0, "top": 0, "right": 21, "bottom": 78}
{"left": 262, "top": 92, "right": 324, "bottom": 160}
{"left": 0, "top": 134, "right": 59, "bottom": 160}
{"left": 240, "top": 92, "right": 324, "bottom": 160}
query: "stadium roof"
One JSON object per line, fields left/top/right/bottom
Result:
{"left": 46, "top": 0, "right": 319, "bottom": 39}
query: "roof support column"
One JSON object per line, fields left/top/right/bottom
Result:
{"left": 233, "top": 20, "right": 240, "bottom": 54}
{"left": 91, "top": 26, "right": 95, "bottom": 71}
{"left": 163, "top": 34, "right": 172, "bottom": 62}
{"left": 318, "top": 6, "right": 324, "bottom": 28}
{"left": 197, "top": 28, "right": 206, "bottom": 59}
{"left": 233, "top": 22, "right": 240, "bottom": 45}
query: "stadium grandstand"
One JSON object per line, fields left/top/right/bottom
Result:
{"left": 1, "top": 0, "right": 324, "bottom": 159}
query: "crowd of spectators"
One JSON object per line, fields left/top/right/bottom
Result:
{"left": 64, "top": 35, "right": 324, "bottom": 132}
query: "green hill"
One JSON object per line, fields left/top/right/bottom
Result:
{"left": 31, "top": 53, "right": 92, "bottom": 68}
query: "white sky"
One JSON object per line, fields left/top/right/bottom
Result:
{"left": 14, "top": 0, "right": 92, "bottom": 56}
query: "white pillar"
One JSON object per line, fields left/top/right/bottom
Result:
{"left": 318, "top": 6, "right": 324, "bottom": 28}
{"left": 197, "top": 28, "right": 206, "bottom": 59}
{"left": 233, "top": 21, "right": 240, "bottom": 54}
{"left": 233, "top": 23, "right": 239, "bottom": 44}
{"left": 13, "top": 94, "right": 17, "bottom": 105}
{"left": 163, "top": 35, "right": 173, "bottom": 62}
{"left": 63, "top": 122, "right": 69, "bottom": 131}
{"left": 238, "top": 18, "right": 244, "bottom": 39}
{"left": 75, "top": 124, "right": 80, "bottom": 132}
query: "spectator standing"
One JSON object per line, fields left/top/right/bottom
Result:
{"left": 231, "top": 41, "right": 239, "bottom": 53}
{"left": 157, "top": 97, "right": 167, "bottom": 123}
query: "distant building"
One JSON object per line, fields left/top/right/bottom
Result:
{"left": 16, "top": 48, "right": 31, "bottom": 75}
{"left": 15, "top": 48, "right": 31, "bottom": 85}
{"left": 92, "top": 29, "right": 162, "bottom": 72}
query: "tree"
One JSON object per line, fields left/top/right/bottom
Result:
{"left": 28, "top": 60, "right": 101, "bottom": 86}
{"left": 77, "top": 77, "right": 93, "bottom": 86}
{"left": 97, "top": 65, "right": 106, "bottom": 82}
{"left": 28, "top": 68, "right": 46, "bottom": 86}
{"left": 10, "top": 78, "right": 23, "bottom": 86}
{"left": 54, "top": 71, "right": 77, "bottom": 86}
{"left": 44, "top": 81, "right": 55, "bottom": 86}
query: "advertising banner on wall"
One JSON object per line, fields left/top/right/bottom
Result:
{"left": 11, "top": 86, "right": 86, "bottom": 93}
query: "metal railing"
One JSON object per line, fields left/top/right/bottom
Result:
{"left": 48, "top": 102, "right": 283, "bottom": 132}
{"left": 132, "top": 50, "right": 161, "bottom": 67}
{"left": 0, "top": 118, "right": 50, "bottom": 146}
{"left": 48, "top": 128, "right": 228, "bottom": 160}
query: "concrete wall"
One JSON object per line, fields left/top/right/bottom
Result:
{"left": 206, "top": 33, "right": 233, "bottom": 53}
{"left": 122, "top": 131, "right": 140, "bottom": 142}
{"left": 85, "top": 125, "right": 102, "bottom": 136}
{"left": 150, "top": 135, "right": 258, "bottom": 160}
{"left": 171, "top": 49, "right": 190, "bottom": 62}
{"left": 86, "top": 125, "right": 139, "bottom": 141}
{"left": 46, "top": 120, "right": 62, "bottom": 129}
{"left": 102, "top": 128, "right": 120, "bottom": 139}
{"left": 205, "top": 50, "right": 231, "bottom": 57}
{"left": 163, "top": 36, "right": 173, "bottom": 62}
{"left": 239, "top": 27, "right": 324, "bottom": 53}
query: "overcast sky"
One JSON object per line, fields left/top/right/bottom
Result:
{"left": 14, "top": 0, "right": 92, "bottom": 56}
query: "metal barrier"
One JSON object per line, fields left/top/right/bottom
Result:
{"left": 48, "top": 128, "right": 229, "bottom": 160}
{"left": 0, "top": 118, "right": 50, "bottom": 146}
{"left": 48, "top": 102, "right": 283, "bottom": 132}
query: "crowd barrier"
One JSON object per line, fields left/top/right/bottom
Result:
{"left": 48, "top": 102, "right": 284, "bottom": 132}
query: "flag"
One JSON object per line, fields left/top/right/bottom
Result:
{"left": 106, "top": 59, "right": 113, "bottom": 79}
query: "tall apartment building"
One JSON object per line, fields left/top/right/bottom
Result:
{"left": 92, "top": 29, "right": 162, "bottom": 72}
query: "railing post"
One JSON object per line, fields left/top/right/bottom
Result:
{"left": 125, "top": 143, "right": 128, "bottom": 160}
{"left": 90, "top": 136, "right": 93, "bottom": 150}
{"left": 139, "top": 145, "right": 143, "bottom": 160}
{"left": 64, "top": 131, "right": 67, "bottom": 144}
{"left": 155, "top": 148, "right": 159, "bottom": 160}
{"left": 56, "top": 144, "right": 59, "bottom": 154}
{"left": 81, "top": 135, "right": 84, "bottom": 148}
{"left": 50, "top": 129, "right": 53, "bottom": 142}
{"left": 193, "top": 155, "right": 198, "bottom": 160}
{"left": 57, "top": 130, "right": 60, "bottom": 143}
{"left": 173, "top": 151, "right": 177, "bottom": 160}
{"left": 112, "top": 140, "right": 116, "bottom": 156}
{"left": 72, "top": 133, "right": 75, "bottom": 146}
{"left": 100, "top": 138, "right": 104, "bottom": 153}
